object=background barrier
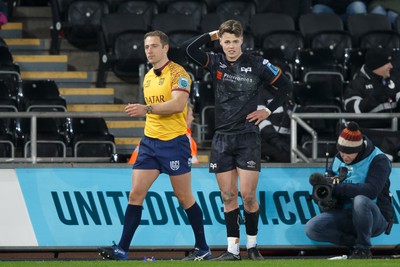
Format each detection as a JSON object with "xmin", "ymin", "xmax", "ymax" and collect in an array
[{"xmin": 0, "ymin": 164, "xmax": 399, "ymax": 249}]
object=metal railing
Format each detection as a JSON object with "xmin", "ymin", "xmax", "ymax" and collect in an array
[
  {"xmin": 291, "ymin": 112, "xmax": 400, "ymax": 163},
  {"xmin": 0, "ymin": 111, "xmax": 127, "ymax": 164},
  {"xmin": 3, "ymin": 111, "xmax": 399, "ymax": 164}
]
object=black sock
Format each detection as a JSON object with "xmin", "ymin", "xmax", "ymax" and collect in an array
[
  {"xmin": 244, "ymin": 209, "xmax": 259, "ymax": 236},
  {"xmin": 186, "ymin": 202, "xmax": 209, "ymax": 250},
  {"xmin": 118, "ymin": 204, "xmax": 143, "ymax": 252},
  {"xmin": 225, "ymin": 208, "xmax": 240, "ymax": 238}
]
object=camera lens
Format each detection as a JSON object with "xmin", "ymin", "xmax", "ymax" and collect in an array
[{"xmin": 316, "ymin": 185, "xmax": 330, "ymax": 200}]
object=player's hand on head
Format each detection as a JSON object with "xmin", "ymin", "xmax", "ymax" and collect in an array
[{"xmin": 209, "ymin": 30, "xmax": 219, "ymax": 41}]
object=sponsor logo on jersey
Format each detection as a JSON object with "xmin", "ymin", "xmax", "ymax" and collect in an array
[
  {"xmin": 170, "ymin": 160, "xmax": 180, "ymax": 171},
  {"xmin": 178, "ymin": 77, "xmax": 190, "ymax": 90},
  {"xmin": 216, "ymin": 71, "xmax": 223, "ymax": 80},
  {"xmin": 159, "ymin": 78, "xmax": 165, "ymax": 85},
  {"xmin": 241, "ymin": 67, "xmax": 252, "ymax": 73},
  {"xmin": 223, "ymin": 73, "xmax": 253, "ymax": 83}
]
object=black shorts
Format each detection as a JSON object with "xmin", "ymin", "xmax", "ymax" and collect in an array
[{"xmin": 209, "ymin": 131, "xmax": 261, "ymax": 173}]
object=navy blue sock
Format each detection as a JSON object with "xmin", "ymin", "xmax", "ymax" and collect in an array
[
  {"xmin": 185, "ymin": 202, "xmax": 209, "ymax": 250},
  {"xmin": 118, "ymin": 204, "xmax": 143, "ymax": 252}
]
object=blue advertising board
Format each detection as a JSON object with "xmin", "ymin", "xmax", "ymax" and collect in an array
[{"xmin": 12, "ymin": 167, "xmax": 400, "ymax": 247}]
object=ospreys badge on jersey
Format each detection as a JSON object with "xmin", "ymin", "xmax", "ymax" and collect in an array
[
  {"xmin": 262, "ymin": 59, "xmax": 279, "ymax": 76},
  {"xmin": 178, "ymin": 77, "xmax": 190, "ymax": 91},
  {"xmin": 170, "ymin": 160, "xmax": 180, "ymax": 171}
]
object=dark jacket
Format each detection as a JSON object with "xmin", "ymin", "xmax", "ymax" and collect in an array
[{"xmin": 344, "ymin": 65, "xmax": 400, "ymax": 128}]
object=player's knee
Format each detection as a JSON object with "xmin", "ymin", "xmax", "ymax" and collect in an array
[
  {"xmin": 241, "ymin": 192, "xmax": 257, "ymax": 207},
  {"xmin": 221, "ymin": 190, "xmax": 237, "ymax": 204},
  {"xmin": 128, "ymin": 190, "xmax": 145, "ymax": 204}
]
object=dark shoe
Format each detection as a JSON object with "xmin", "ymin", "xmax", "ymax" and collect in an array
[
  {"xmin": 182, "ymin": 248, "xmax": 212, "ymax": 261},
  {"xmin": 97, "ymin": 241, "xmax": 128, "ymax": 260},
  {"xmin": 247, "ymin": 246, "xmax": 264, "ymax": 260},
  {"xmin": 211, "ymin": 251, "xmax": 241, "ymax": 261},
  {"xmin": 349, "ymin": 248, "xmax": 372, "ymax": 259}
]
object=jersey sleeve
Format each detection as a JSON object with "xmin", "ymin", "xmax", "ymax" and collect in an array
[
  {"xmin": 260, "ymin": 58, "xmax": 282, "ymax": 84},
  {"xmin": 171, "ymin": 63, "xmax": 192, "ymax": 94}
]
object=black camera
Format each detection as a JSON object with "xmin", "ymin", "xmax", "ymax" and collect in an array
[{"xmin": 309, "ymin": 167, "xmax": 348, "ymax": 211}]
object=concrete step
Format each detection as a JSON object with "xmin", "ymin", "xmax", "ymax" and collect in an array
[
  {"xmin": 12, "ymin": 6, "xmax": 53, "ymax": 39},
  {"xmin": 5, "ymin": 38, "xmax": 47, "ymax": 54},
  {"xmin": 0, "ymin": 22, "xmax": 23, "ymax": 38},
  {"xmin": 59, "ymin": 87, "xmax": 115, "ymax": 104},
  {"xmin": 13, "ymin": 55, "xmax": 68, "ymax": 71},
  {"xmin": 21, "ymin": 71, "xmax": 94, "ymax": 87},
  {"xmin": 67, "ymin": 104, "xmax": 125, "ymax": 112},
  {"xmin": 106, "ymin": 120, "xmax": 145, "ymax": 137},
  {"xmin": 114, "ymin": 137, "xmax": 140, "ymax": 154}
]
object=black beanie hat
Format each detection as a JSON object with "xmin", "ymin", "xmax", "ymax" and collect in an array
[{"xmin": 365, "ymin": 48, "xmax": 391, "ymax": 70}]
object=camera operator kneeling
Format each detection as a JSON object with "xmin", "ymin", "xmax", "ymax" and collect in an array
[{"xmin": 305, "ymin": 121, "xmax": 394, "ymax": 259}]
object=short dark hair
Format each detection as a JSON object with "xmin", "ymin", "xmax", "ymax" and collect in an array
[
  {"xmin": 144, "ymin": 30, "xmax": 169, "ymax": 46},
  {"xmin": 218, "ymin": 20, "xmax": 243, "ymax": 37}
]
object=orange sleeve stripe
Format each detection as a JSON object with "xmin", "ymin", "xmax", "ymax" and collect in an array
[{"xmin": 269, "ymin": 67, "xmax": 282, "ymax": 84}]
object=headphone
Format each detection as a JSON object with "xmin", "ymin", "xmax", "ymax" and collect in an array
[{"xmin": 154, "ymin": 68, "xmax": 162, "ymax": 76}]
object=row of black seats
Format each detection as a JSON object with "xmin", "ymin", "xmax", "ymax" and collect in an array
[
  {"xmin": 49, "ymin": 1, "xmax": 400, "ymax": 83},
  {"xmin": 93, "ymin": 11, "xmax": 400, "ymax": 86},
  {"xmin": 0, "ymin": 116, "xmax": 115, "ymax": 158},
  {"xmin": 0, "ymin": 75, "xmax": 116, "ymax": 158},
  {"xmin": 50, "ymin": 0, "xmax": 259, "ymax": 53},
  {"xmin": 0, "ymin": 78, "xmax": 66, "ymax": 112}
]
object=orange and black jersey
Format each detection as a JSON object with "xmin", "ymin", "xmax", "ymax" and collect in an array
[{"xmin": 185, "ymin": 33, "xmax": 292, "ymax": 134}]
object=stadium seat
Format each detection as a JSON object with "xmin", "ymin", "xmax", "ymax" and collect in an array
[
  {"xmin": 0, "ymin": 45, "xmax": 20, "ymax": 73},
  {"xmin": 165, "ymin": 0, "xmax": 207, "ymax": 25},
  {"xmin": 343, "ymin": 47, "xmax": 366, "ymax": 80},
  {"xmin": 50, "ymin": 0, "xmax": 110, "ymax": 54},
  {"xmin": 215, "ymin": 0, "xmax": 256, "ymax": 30},
  {"xmin": 151, "ymin": 13, "xmax": 200, "ymax": 79},
  {"xmin": 293, "ymin": 80, "xmax": 343, "ymax": 159},
  {"xmin": 15, "ymin": 118, "xmax": 68, "ymax": 158},
  {"xmin": 250, "ymin": 13, "xmax": 304, "ymax": 64},
  {"xmin": 115, "ymin": 0, "xmax": 158, "ymax": 28},
  {"xmin": 255, "ymin": 0, "xmax": 312, "ymax": 21},
  {"xmin": 67, "ymin": 117, "xmax": 116, "ymax": 157},
  {"xmin": 0, "ymin": 120, "xmax": 14, "ymax": 157},
  {"xmin": 18, "ymin": 80, "xmax": 67, "ymax": 112},
  {"xmin": 0, "ymin": 79, "xmax": 17, "ymax": 112},
  {"xmin": 293, "ymin": 48, "xmax": 344, "ymax": 82},
  {"xmin": 298, "ymin": 13, "xmax": 353, "ymax": 62},
  {"xmin": 96, "ymin": 13, "xmax": 148, "ymax": 87},
  {"xmin": 347, "ymin": 13, "xmax": 400, "ymax": 49}
]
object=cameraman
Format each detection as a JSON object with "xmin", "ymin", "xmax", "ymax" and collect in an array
[{"xmin": 305, "ymin": 121, "xmax": 394, "ymax": 259}]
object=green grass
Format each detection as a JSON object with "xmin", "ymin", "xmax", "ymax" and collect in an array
[{"xmin": 0, "ymin": 259, "xmax": 398, "ymax": 267}]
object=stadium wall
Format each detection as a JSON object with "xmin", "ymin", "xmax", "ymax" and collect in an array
[{"xmin": 0, "ymin": 164, "xmax": 399, "ymax": 249}]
